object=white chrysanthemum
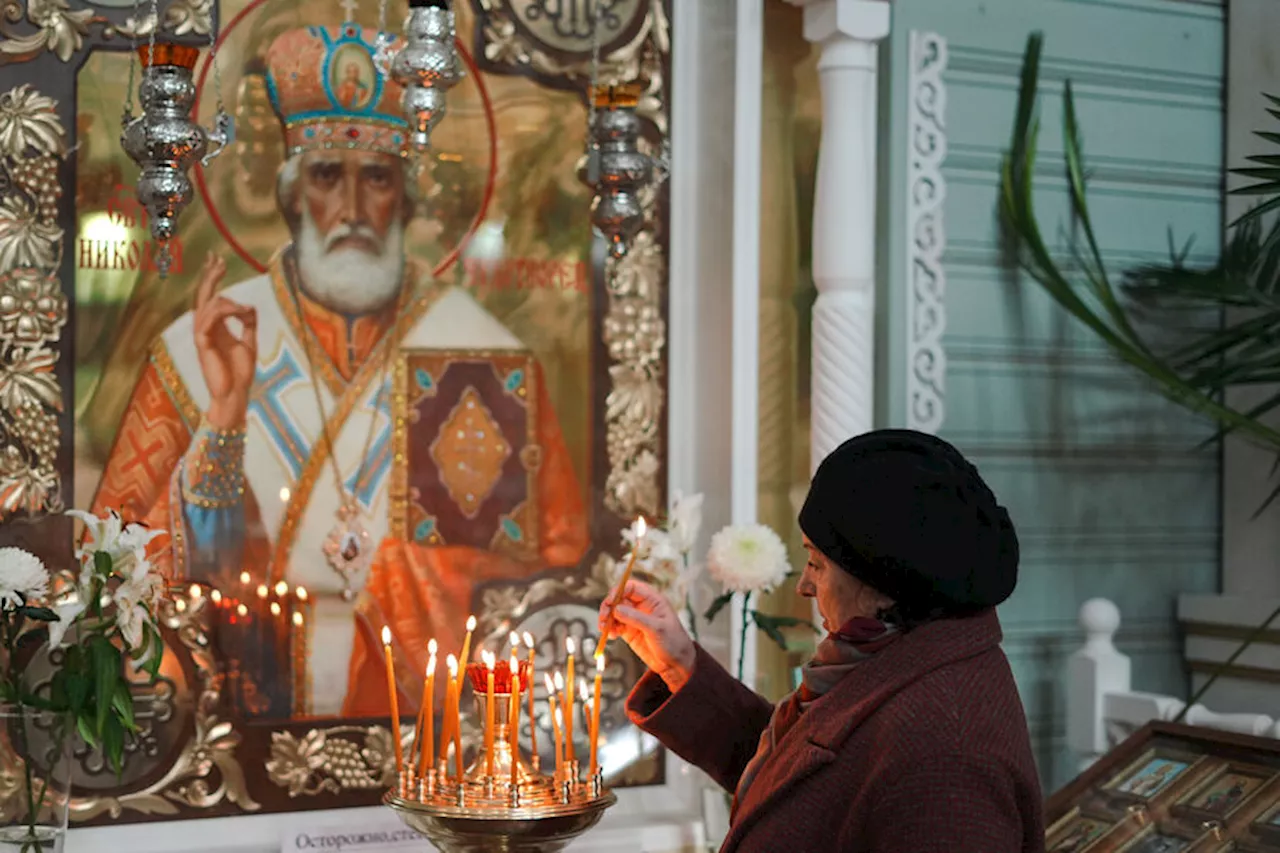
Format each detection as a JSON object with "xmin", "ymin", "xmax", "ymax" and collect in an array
[
  {"xmin": 0, "ymin": 546, "xmax": 50, "ymax": 609},
  {"xmin": 706, "ymin": 524, "xmax": 790, "ymax": 594}
]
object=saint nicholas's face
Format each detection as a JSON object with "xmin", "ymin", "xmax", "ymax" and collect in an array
[
  {"xmin": 286, "ymin": 147, "xmax": 410, "ymax": 315},
  {"xmin": 296, "ymin": 148, "xmax": 405, "ymax": 250}
]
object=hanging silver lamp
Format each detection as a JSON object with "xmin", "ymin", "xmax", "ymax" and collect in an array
[
  {"xmin": 588, "ymin": 83, "xmax": 652, "ymax": 259},
  {"xmin": 390, "ymin": 0, "xmax": 462, "ymax": 152},
  {"xmin": 120, "ymin": 43, "xmax": 229, "ymax": 276}
]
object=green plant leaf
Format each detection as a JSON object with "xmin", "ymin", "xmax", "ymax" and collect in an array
[
  {"xmin": 76, "ymin": 713, "xmax": 97, "ymax": 749},
  {"xmin": 19, "ymin": 605, "xmax": 57, "ymax": 622},
  {"xmin": 762, "ymin": 614, "xmax": 819, "ymax": 633},
  {"xmin": 93, "ymin": 550, "xmax": 112, "ymax": 577},
  {"xmin": 140, "ymin": 622, "xmax": 164, "ymax": 681},
  {"xmin": 101, "ymin": 715, "xmax": 125, "ymax": 778},
  {"xmin": 112, "ymin": 680, "xmax": 136, "ymax": 732},
  {"xmin": 65, "ymin": 671, "xmax": 90, "ymax": 716},
  {"xmin": 750, "ymin": 612, "xmax": 790, "ymax": 651},
  {"xmin": 91, "ymin": 635, "xmax": 120, "ymax": 739},
  {"xmin": 703, "ymin": 591, "xmax": 734, "ymax": 624}
]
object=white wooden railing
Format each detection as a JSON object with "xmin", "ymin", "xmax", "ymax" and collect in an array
[{"xmin": 1066, "ymin": 598, "xmax": 1280, "ymax": 773}]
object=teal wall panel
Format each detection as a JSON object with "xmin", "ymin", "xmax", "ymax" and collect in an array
[{"xmin": 881, "ymin": 0, "xmax": 1224, "ymax": 791}]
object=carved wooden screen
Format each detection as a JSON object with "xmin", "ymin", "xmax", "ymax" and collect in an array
[{"xmin": 0, "ymin": 0, "xmax": 670, "ymax": 824}]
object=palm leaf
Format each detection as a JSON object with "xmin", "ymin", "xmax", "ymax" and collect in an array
[{"xmin": 1000, "ymin": 32, "xmax": 1280, "ymax": 514}]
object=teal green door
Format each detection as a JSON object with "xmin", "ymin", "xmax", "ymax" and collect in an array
[{"xmin": 880, "ymin": 0, "xmax": 1224, "ymax": 790}]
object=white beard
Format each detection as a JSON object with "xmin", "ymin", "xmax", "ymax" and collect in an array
[{"xmin": 295, "ymin": 209, "xmax": 405, "ymax": 314}]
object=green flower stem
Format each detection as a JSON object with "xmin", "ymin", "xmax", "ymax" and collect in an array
[
  {"xmin": 2, "ymin": 607, "xmax": 41, "ymax": 844},
  {"xmin": 737, "ymin": 593, "xmax": 752, "ymax": 684},
  {"xmin": 685, "ymin": 601, "xmax": 699, "ymax": 644}
]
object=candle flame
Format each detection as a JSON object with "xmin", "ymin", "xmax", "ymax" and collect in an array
[
  {"xmin": 566, "ymin": 637, "xmax": 576, "ymax": 655},
  {"xmin": 466, "ymin": 615, "xmax": 477, "ymax": 632},
  {"xmin": 427, "ymin": 655, "xmax": 436, "ymax": 676},
  {"xmin": 274, "ymin": 580, "xmax": 288, "ymax": 596},
  {"xmin": 510, "ymin": 654, "xmax": 519, "ymax": 673},
  {"xmin": 175, "ymin": 599, "xmax": 186, "ymax": 613},
  {"xmin": 256, "ymin": 584, "xmax": 268, "ymax": 599},
  {"xmin": 188, "ymin": 583, "xmax": 201, "ymax": 598},
  {"xmin": 296, "ymin": 586, "xmax": 308, "ymax": 601},
  {"xmin": 544, "ymin": 673, "xmax": 555, "ymax": 693},
  {"xmin": 428, "ymin": 638, "xmax": 438, "ymax": 655},
  {"xmin": 269, "ymin": 601, "xmax": 281, "ymax": 616},
  {"xmin": 239, "ymin": 571, "xmax": 251, "ymax": 585},
  {"xmin": 381, "ymin": 625, "xmax": 392, "ymax": 646},
  {"xmin": 554, "ymin": 671, "xmax": 564, "ymax": 691},
  {"xmin": 236, "ymin": 603, "xmax": 248, "ymax": 617},
  {"xmin": 509, "ymin": 631, "xmax": 520, "ymax": 649},
  {"xmin": 483, "ymin": 649, "xmax": 495, "ymax": 670},
  {"xmin": 596, "ymin": 655, "xmax": 605, "ymax": 673},
  {"xmin": 447, "ymin": 654, "xmax": 458, "ymax": 677},
  {"xmin": 636, "ymin": 516, "xmax": 647, "ymax": 537},
  {"xmin": 554, "ymin": 706, "xmax": 563, "ymax": 727},
  {"xmin": 580, "ymin": 681, "xmax": 589, "ymax": 701},
  {"xmin": 523, "ymin": 632, "xmax": 535, "ymax": 649},
  {"xmin": 210, "ymin": 590, "xmax": 222, "ymax": 604},
  {"xmin": 292, "ymin": 612, "xmax": 303, "ymax": 627}
]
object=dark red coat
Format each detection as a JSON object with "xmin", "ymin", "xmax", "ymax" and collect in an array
[{"xmin": 626, "ymin": 609, "xmax": 1045, "ymax": 852}]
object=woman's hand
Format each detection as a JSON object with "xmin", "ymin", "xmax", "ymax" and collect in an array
[{"xmin": 598, "ymin": 579, "xmax": 696, "ymax": 692}]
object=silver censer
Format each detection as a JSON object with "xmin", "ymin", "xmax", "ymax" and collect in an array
[
  {"xmin": 391, "ymin": 0, "xmax": 462, "ymax": 152},
  {"xmin": 120, "ymin": 44, "xmax": 229, "ymax": 277},
  {"xmin": 589, "ymin": 85, "xmax": 652, "ymax": 259}
]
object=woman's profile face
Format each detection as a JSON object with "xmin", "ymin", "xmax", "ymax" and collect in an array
[{"xmin": 798, "ymin": 537, "xmax": 892, "ymax": 631}]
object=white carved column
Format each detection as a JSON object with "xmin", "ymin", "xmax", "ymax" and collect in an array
[{"xmin": 786, "ymin": 0, "xmax": 892, "ymax": 473}]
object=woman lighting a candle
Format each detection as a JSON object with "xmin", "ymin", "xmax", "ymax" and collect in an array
[{"xmin": 599, "ymin": 431, "xmax": 1043, "ymax": 853}]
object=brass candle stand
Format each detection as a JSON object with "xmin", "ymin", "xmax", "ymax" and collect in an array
[{"xmin": 384, "ymin": 692, "xmax": 616, "ymax": 853}]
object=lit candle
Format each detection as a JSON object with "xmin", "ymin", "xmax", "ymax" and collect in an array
[
  {"xmin": 509, "ymin": 661, "xmax": 521, "ymax": 787},
  {"xmin": 545, "ymin": 673, "xmax": 562, "ymax": 776},
  {"xmin": 523, "ymin": 632, "xmax": 537, "ymax": 759},
  {"xmin": 188, "ymin": 583, "xmax": 202, "ymax": 599},
  {"xmin": 413, "ymin": 640, "xmax": 437, "ymax": 772},
  {"xmin": 210, "ymin": 589, "xmax": 223, "ymax": 605},
  {"xmin": 296, "ymin": 586, "xmax": 308, "ymax": 603},
  {"xmin": 483, "ymin": 650, "xmax": 496, "ymax": 777},
  {"xmin": 580, "ymin": 681, "xmax": 593, "ymax": 776},
  {"xmin": 239, "ymin": 570, "xmax": 251, "ymax": 586},
  {"xmin": 292, "ymin": 611, "xmax": 303, "ymax": 627},
  {"xmin": 236, "ymin": 603, "xmax": 247, "ymax": 617},
  {"xmin": 563, "ymin": 639, "xmax": 576, "ymax": 765},
  {"xmin": 459, "ymin": 614, "xmax": 477, "ymax": 666},
  {"xmin": 381, "ymin": 626, "xmax": 403, "ymax": 773},
  {"xmin": 274, "ymin": 580, "xmax": 288, "ymax": 597},
  {"xmin": 597, "ymin": 516, "xmax": 647, "ymax": 658},
  {"xmin": 442, "ymin": 655, "xmax": 460, "ymax": 780},
  {"xmin": 590, "ymin": 655, "xmax": 604, "ymax": 777},
  {"xmin": 256, "ymin": 583, "xmax": 269, "ymax": 600},
  {"xmin": 269, "ymin": 601, "xmax": 281, "ymax": 617}
]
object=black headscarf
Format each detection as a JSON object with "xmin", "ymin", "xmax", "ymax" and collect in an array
[{"xmin": 798, "ymin": 429, "xmax": 1019, "ymax": 621}]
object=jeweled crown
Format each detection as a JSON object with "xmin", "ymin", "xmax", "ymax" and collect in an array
[{"xmin": 264, "ymin": 22, "xmax": 408, "ymax": 157}]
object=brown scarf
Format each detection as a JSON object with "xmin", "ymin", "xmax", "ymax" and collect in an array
[{"xmin": 732, "ymin": 617, "xmax": 900, "ymax": 816}]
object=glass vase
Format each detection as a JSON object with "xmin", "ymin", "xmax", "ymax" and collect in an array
[{"xmin": 0, "ymin": 705, "xmax": 72, "ymax": 853}]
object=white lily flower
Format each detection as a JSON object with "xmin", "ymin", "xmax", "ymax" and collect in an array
[
  {"xmin": 66, "ymin": 509, "xmax": 166, "ymax": 577},
  {"xmin": 113, "ymin": 589, "xmax": 149, "ymax": 650},
  {"xmin": 46, "ymin": 594, "xmax": 87, "ymax": 649},
  {"xmin": 668, "ymin": 491, "xmax": 705, "ymax": 556}
]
